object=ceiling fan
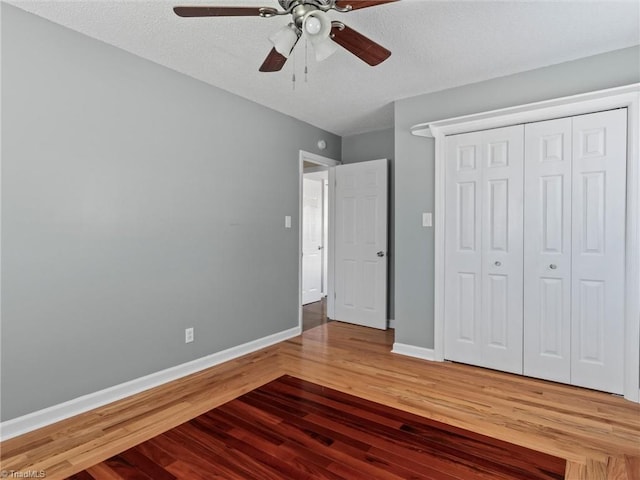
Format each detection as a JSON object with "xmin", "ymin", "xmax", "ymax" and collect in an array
[{"xmin": 173, "ymin": 0, "xmax": 398, "ymax": 72}]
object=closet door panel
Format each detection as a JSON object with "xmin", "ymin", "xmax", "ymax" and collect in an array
[
  {"xmin": 523, "ymin": 118, "xmax": 572, "ymax": 383},
  {"xmin": 444, "ymin": 132, "xmax": 484, "ymax": 365},
  {"xmin": 571, "ymin": 109, "xmax": 627, "ymax": 394},
  {"xmin": 481, "ymin": 126, "xmax": 524, "ymax": 373},
  {"xmin": 445, "ymin": 126, "xmax": 524, "ymax": 373}
]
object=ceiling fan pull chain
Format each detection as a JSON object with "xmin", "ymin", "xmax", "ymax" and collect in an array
[
  {"xmin": 292, "ymin": 46, "xmax": 297, "ymax": 90},
  {"xmin": 305, "ymin": 38, "xmax": 309, "ymax": 83}
]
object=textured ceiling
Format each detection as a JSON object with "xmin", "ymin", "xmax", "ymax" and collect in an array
[{"xmin": 5, "ymin": 0, "xmax": 640, "ymax": 136}]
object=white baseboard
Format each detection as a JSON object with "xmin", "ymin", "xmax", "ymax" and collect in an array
[
  {"xmin": 391, "ymin": 342, "xmax": 438, "ymax": 361},
  {"xmin": 0, "ymin": 326, "xmax": 301, "ymax": 441}
]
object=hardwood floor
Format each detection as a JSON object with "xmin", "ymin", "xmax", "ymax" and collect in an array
[
  {"xmin": 1, "ymin": 322, "xmax": 639, "ymax": 479},
  {"xmin": 302, "ymin": 297, "xmax": 329, "ymax": 332},
  {"xmin": 66, "ymin": 375, "xmax": 566, "ymax": 480}
]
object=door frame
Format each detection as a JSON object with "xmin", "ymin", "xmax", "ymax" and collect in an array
[
  {"xmin": 298, "ymin": 150, "xmax": 340, "ymax": 330},
  {"xmin": 411, "ymin": 83, "xmax": 640, "ymax": 402}
]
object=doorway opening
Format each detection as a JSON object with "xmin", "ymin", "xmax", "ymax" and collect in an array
[{"xmin": 299, "ymin": 151, "xmax": 339, "ymax": 332}]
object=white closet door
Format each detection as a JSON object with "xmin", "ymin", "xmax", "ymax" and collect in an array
[
  {"xmin": 480, "ymin": 126, "xmax": 525, "ymax": 373},
  {"xmin": 523, "ymin": 118, "xmax": 572, "ymax": 383},
  {"xmin": 571, "ymin": 109, "xmax": 627, "ymax": 394},
  {"xmin": 445, "ymin": 131, "xmax": 484, "ymax": 365},
  {"xmin": 445, "ymin": 126, "xmax": 524, "ymax": 373}
]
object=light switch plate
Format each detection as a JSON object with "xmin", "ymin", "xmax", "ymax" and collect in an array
[
  {"xmin": 422, "ymin": 212, "xmax": 433, "ymax": 227},
  {"xmin": 185, "ymin": 327, "xmax": 194, "ymax": 344},
  {"xmin": 285, "ymin": 216, "xmax": 292, "ymax": 228}
]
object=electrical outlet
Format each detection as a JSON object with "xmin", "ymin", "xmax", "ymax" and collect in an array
[{"xmin": 185, "ymin": 327, "xmax": 194, "ymax": 344}]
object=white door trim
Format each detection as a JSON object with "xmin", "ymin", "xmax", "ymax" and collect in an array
[
  {"xmin": 299, "ymin": 151, "xmax": 340, "ymax": 330},
  {"xmin": 410, "ymin": 83, "xmax": 640, "ymax": 402}
]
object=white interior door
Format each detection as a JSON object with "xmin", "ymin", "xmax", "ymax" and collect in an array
[
  {"xmin": 302, "ymin": 176, "xmax": 323, "ymax": 305},
  {"xmin": 523, "ymin": 117, "xmax": 573, "ymax": 383},
  {"xmin": 444, "ymin": 125, "xmax": 524, "ymax": 373},
  {"xmin": 570, "ymin": 109, "xmax": 627, "ymax": 394},
  {"xmin": 334, "ymin": 159, "xmax": 388, "ymax": 329}
]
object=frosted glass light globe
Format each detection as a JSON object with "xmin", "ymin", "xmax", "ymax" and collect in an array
[{"xmin": 305, "ymin": 16, "xmax": 322, "ymax": 35}]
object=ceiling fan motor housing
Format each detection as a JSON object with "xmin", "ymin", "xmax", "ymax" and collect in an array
[
  {"xmin": 278, "ymin": 0, "xmax": 333, "ymax": 10},
  {"xmin": 289, "ymin": 3, "xmax": 326, "ymax": 30}
]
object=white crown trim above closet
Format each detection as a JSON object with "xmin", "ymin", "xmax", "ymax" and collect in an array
[
  {"xmin": 409, "ymin": 83, "xmax": 640, "ymax": 402},
  {"xmin": 410, "ymin": 84, "xmax": 640, "ymax": 139}
]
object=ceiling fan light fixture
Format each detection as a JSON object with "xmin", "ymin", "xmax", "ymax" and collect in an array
[
  {"xmin": 313, "ymin": 37, "xmax": 339, "ymax": 62},
  {"xmin": 301, "ymin": 10, "xmax": 336, "ymax": 61},
  {"xmin": 303, "ymin": 10, "xmax": 331, "ymax": 39},
  {"xmin": 269, "ymin": 23, "xmax": 299, "ymax": 57},
  {"xmin": 304, "ymin": 16, "xmax": 322, "ymax": 35}
]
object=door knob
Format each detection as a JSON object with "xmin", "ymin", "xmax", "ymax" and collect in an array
[
  {"xmin": 317, "ymin": 246, "xmax": 324, "ymax": 250},
  {"xmin": 494, "ymin": 261, "xmax": 502, "ymax": 267},
  {"xmin": 377, "ymin": 251, "xmax": 385, "ymax": 257},
  {"xmin": 549, "ymin": 264, "xmax": 557, "ymax": 269}
]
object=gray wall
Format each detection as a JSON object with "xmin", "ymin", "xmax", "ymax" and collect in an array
[
  {"xmin": 393, "ymin": 45, "xmax": 640, "ymax": 349},
  {"xmin": 342, "ymin": 128, "xmax": 394, "ymax": 164},
  {"xmin": 1, "ymin": 4, "xmax": 340, "ymax": 421},
  {"xmin": 342, "ymin": 128, "xmax": 395, "ymax": 320}
]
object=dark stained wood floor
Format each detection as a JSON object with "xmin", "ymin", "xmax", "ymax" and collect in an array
[{"xmin": 66, "ymin": 375, "xmax": 566, "ymax": 480}]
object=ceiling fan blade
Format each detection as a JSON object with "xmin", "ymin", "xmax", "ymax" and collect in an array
[
  {"xmin": 334, "ymin": 0, "xmax": 399, "ymax": 11},
  {"xmin": 331, "ymin": 23, "xmax": 391, "ymax": 66},
  {"xmin": 259, "ymin": 48, "xmax": 288, "ymax": 72},
  {"xmin": 173, "ymin": 6, "xmax": 268, "ymax": 17}
]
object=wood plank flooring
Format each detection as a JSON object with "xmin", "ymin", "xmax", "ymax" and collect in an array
[
  {"xmin": 1, "ymin": 321, "xmax": 639, "ymax": 479},
  {"xmin": 302, "ymin": 298, "xmax": 329, "ymax": 332},
  {"xmin": 66, "ymin": 375, "xmax": 566, "ymax": 480}
]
